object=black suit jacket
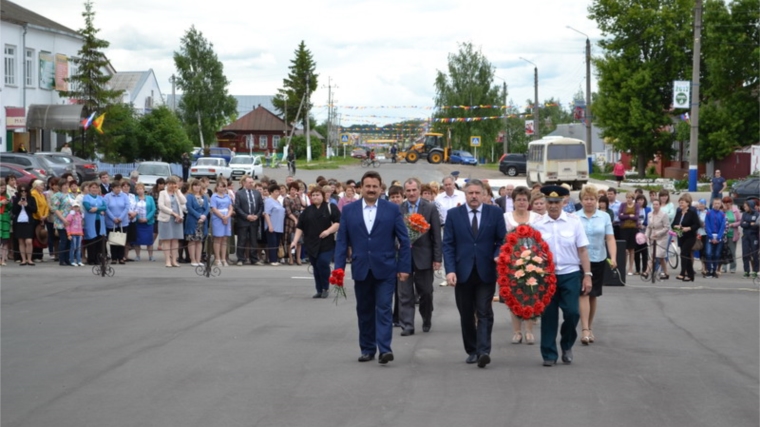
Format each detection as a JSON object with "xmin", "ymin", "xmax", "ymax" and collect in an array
[
  {"xmin": 400, "ymin": 199, "xmax": 442, "ymax": 270},
  {"xmin": 233, "ymin": 188, "xmax": 264, "ymax": 225},
  {"xmin": 100, "ymin": 183, "xmax": 110, "ymax": 196}
]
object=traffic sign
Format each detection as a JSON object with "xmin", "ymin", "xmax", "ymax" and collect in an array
[
  {"xmin": 340, "ymin": 134, "xmax": 350, "ymax": 144},
  {"xmin": 470, "ymin": 136, "xmax": 481, "ymax": 147}
]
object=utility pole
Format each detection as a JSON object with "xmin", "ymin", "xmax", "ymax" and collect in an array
[
  {"xmin": 170, "ymin": 74, "xmax": 176, "ymax": 111},
  {"xmin": 495, "ymin": 76, "xmax": 509, "ymax": 154},
  {"xmin": 567, "ymin": 26, "xmax": 594, "ymax": 172},
  {"xmin": 323, "ymin": 77, "xmax": 338, "ymax": 160},
  {"xmin": 305, "ymin": 75, "xmax": 312, "ymax": 162},
  {"xmin": 688, "ymin": 0, "xmax": 703, "ymax": 191},
  {"xmin": 520, "ymin": 57, "xmax": 539, "ymax": 140}
]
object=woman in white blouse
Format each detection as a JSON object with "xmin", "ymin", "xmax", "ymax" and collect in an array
[
  {"xmin": 503, "ymin": 186, "xmax": 541, "ymax": 345},
  {"xmin": 157, "ymin": 177, "xmax": 187, "ymax": 267}
]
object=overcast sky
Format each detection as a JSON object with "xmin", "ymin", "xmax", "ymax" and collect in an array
[{"xmin": 23, "ymin": 0, "xmax": 603, "ymax": 126}]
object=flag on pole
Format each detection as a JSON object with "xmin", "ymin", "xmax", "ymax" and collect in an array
[
  {"xmin": 93, "ymin": 113, "xmax": 106, "ymax": 134},
  {"xmin": 81, "ymin": 112, "xmax": 96, "ymax": 130}
]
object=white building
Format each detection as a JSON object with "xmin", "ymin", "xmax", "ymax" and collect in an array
[{"xmin": 109, "ymin": 70, "xmax": 165, "ymax": 115}]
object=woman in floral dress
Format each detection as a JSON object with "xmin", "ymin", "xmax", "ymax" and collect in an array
[{"xmin": 282, "ymin": 182, "xmax": 303, "ymax": 265}]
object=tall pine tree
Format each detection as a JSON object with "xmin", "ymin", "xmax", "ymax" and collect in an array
[
  {"xmin": 60, "ymin": 0, "xmax": 123, "ymax": 156},
  {"xmin": 272, "ymin": 41, "xmax": 318, "ymax": 129}
]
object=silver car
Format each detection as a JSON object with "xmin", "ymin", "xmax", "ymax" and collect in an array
[{"xmin": 136, "ymin": 161, "xmax": 172, "ymax": 192}]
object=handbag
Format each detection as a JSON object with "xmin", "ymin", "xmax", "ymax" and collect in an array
[
  {"xmin": 277, "ymin": 245, "xmax": 285, "ymax": 259},
  {"xmin": 108, "ymin": 226, "xmax": 127, "ymax": 246},
  {"xmin": 692, "ymin": 237, "xmax": 703, "ymax": 251},
  {"xmin": 635, "ymin": 232, "xmax": 646, "ymax": 245}
]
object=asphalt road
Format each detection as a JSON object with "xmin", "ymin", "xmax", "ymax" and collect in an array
[{"xmin": 2, "ymin": 163, "xmax": 757, "ymax": 427}]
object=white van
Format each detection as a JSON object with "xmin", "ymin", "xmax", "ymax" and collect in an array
[{"xmin": 526, "ymin": 137, "xmax": 589, "ymax": 189}]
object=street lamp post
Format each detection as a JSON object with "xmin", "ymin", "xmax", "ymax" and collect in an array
[
  {"xmin": 519, "ymin": 57, "xmax": 539, "ymax": 140},
  {"xmin": 494, "ymin": 76, "xmax": 509, "ymax": 154},
  {"xmin": 567, "ymin": 25, "xmax": 594, "ymax": 173}
]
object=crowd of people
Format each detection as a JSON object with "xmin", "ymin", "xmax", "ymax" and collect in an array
[{"xmin": 1, "ymin": 167, "xmax": 758, "ymax": 367}]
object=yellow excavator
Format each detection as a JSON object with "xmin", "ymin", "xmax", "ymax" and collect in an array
[{"xmin": 403, "ymin": 132, "xmax": 450, "ymax": 164}]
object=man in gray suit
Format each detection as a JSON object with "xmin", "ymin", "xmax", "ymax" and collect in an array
[
  {"xmin": 398, "ymin": 178, "xmax": 442, "ymax": 335},
  {"xmin": 234, "ymin": 176, "xmax": 264, "ymax": 265}
]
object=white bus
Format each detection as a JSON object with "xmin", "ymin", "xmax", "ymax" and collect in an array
[{"xmin": 526, "ymin": 137, "xmax": 589, "ymax": 189}]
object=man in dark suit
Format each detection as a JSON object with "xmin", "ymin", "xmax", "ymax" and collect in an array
[
  {"xmin": 334, "ymin": 171, "xmax": 412, "ymax": 364},
  {"xmin": 443, "ymin": 179, "xmax": 507, "ymax": 368},
  {"xmin": 98, "ymin": 171, "xmax": 110, "ymax": 196},
  {"xmin": 398, "ymin": 178, "xmax": 442, "ymax": 336},
  {"xmin": 233, "ymin": 176, "xmax": 264, "ymax": 265}
]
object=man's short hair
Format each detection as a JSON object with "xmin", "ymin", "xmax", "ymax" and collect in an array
[
  {"xmin": 464, "ymin": 179, "xmax": 485, "ymax": 190},
  {"xmin": 404, "ymin": 178, "xmax": 421, "ymax": 189},
  {"xmin": 98, "ymin": 171, "xmax": 109, "ymax": 178},
  {"xmin": 130, "ymin": 170, "xmax": 139, "ymax": 179},
  {"xmin": 361, "ymin": 171, "xmax": 382, "ymax": 186}
]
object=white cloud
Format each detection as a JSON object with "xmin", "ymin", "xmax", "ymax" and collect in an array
[{"xmin": 21, "ymin": 0, "xmax": 602, "ymax": 125}]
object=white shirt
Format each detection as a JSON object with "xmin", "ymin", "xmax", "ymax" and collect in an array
[
  {"xmin": 362, "ymin": 199, "xmax": 377, "ymax": 233},
  {"xmin": 532, "ymin": 211, "xmax": 589, "ymax": 275},
  {"xmin": 504, "ymin": 211, "xmax": 541, "ymax": 231},
  {"xmin": 505, "ymin": 196, "xmax": 514, "ymax": 213},
  {"xmin": 435, "ymin": 190, "xmax": 466, "ymax": 224}
]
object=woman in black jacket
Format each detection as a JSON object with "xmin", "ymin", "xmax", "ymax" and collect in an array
[
  {"xmin": 11, "ymin": 185, "xmax": 38, "ymax": 265},
  {"xmin": 672, "ymin": 193, "xmax": 700, "ymax": 281}
]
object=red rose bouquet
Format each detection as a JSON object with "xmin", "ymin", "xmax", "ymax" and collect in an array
[
  {"xmin": 497, "ymin": 225, "xmax": 557, "ymax": 320},
  {"xmin": 404, "ymin": 213, "xmax": 430, "ymax": 244},
  {"xmin": 329, "ymin": 268, "xmax": 347, "ymax": 304}
]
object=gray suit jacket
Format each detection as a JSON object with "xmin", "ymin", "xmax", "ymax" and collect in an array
[
  {"xmin": 233, "ymin": 188, "xmax": 264, "ymax": 225},
  {"xmin": 401, "ymin": 198, "xmax": 442, "ymax": 270}
]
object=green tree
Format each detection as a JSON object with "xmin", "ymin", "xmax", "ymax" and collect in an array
[
  {"xmin": 59, "ymin": 0, "xmax": 123, "ymax": 157},
  {"xmin": 432, "ymin": 42, "xmax": 503, "ymax": 156},
  {"xmin": 93, "ymin": 103, "xmax": 141, "ymax": 162},
  {"xmin": 272, "ymin": 41, "xmax": 318, "ymax": 129},
  {"xmin": 589, "ymin": 0, "xmax": 693, "ymax": 176},
  {"xmin": 173, "ymin": 26, "xmax": 237, "ymax": 149},
  {"xmin": 698, "ymin": 0, "xmax": 759, "ymax": 161},
  {"xmin": 288, "ymin": 135, "xmax": 322, "ymax": 159},
  {"xmin": 139, "ymin": 106, "xmax": 193, "ymax": 162}
]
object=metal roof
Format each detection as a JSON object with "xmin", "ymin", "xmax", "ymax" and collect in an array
[{"xmin": 1, "ymin": 0, "xmax": 79, "ymax": 38}]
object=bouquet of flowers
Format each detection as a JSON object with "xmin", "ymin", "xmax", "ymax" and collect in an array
[
  {"xmin": 404, "ymin": 213, "xmax": 430, "ymax": 244},
  {"xmin": 329, "ymin": 268, "xmax": 347, "ymax": 304},
  {"xmin": 497, "ymin": 225, "xmax": 557, "ymax": 320}
]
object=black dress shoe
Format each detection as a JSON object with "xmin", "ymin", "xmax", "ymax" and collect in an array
[
  {"xmin": 378, "ymin": 352, "xmax": 394, "ymax": 364},
  {"xmin": 358, "ymin": 354, "xmax": 375, "ymax": 362},
  {"xmin": 312, "ymin": 293, "xmax": 322, "ymax": 298},
  {"xmin": 466, "ymin": 354, "xmax": 478, "ymax": 364},
  {"xmin": 543, "ymin": 359, "xmax": 557, "ymax": 367},
  {"xmin": 422, "ymin": 320, "xmax": 431, "ymax": 332},
  {"xmin": 400, "ymin": 329, "xmax": 414, "ymax": 336},
  {"xmin": 477, "ymin": 354, "xmax": 491, "ymax": 368},
  {"xmin": 393, "ymin": 322, "xmax": 401, "ymax": 328},
  {"xmin": 561, "ymin": 349, "xmax": 573, "ymax": 364}
]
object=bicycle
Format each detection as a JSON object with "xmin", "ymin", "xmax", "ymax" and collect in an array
[
  {"xmin": 666, "ymin": 231, "xmax": 680, "ymax": 270},
  {"xmin": 361, "ymin": 158, "xmax": 380, "ymax": 168}
]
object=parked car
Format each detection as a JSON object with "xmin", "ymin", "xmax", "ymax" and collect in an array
[
  {"xmin": 34, "ymin": 152, "xmax": 98, "ymax": 183},
  {"xmin": 499, "ymin": 153, "xmax": 528, "ymax": 177},
  {"xmin": 0, "ymin": 163, "xmax": 43, "ymax": 187},
  {"xmin": 190, "ymin": 157, "xmax": 232, "ymax": 180},
  {"xmin": 192, "ymin": 147, "xmax": 234, "ymax": 163},
  {"xmin": 0, "ymin": 153, "xmax": 58, "ymax": 179},
  {"xmin": 731, "ymin": 177, "xmax": 760, "ymax": 208},
  {"xmin": 450, "ymin": 150, "xmax": 478, "ymax": 165},
  {"xmin": 136, "ymin": 161, "xmax": 172, "ymax": 193},
  {"xmin": 351, "ymin": 146, "xmax": 370, "ymax": 159},
  {"xmin": 229, "ymin": 155, "xmax": 263, "ymax": 180}
]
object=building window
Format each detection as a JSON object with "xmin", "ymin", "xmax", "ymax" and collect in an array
[
  {"xmin": 259, "ymin": 135, "xmax": 268, "ymax": 149},
  {"xmin": 272, "ymin": 135, "xmax": 280, "ymax": 149},
  {"xmin": 68, "ymin": 59, "xmax": 79, "ymax": 93},
  {"xmin": 5, "ymin": 45, "xmax": 17, "ymax": 86},
  {"xmin": 25, "ymin": 49, "xmax": 34, "ymax": 87}
]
